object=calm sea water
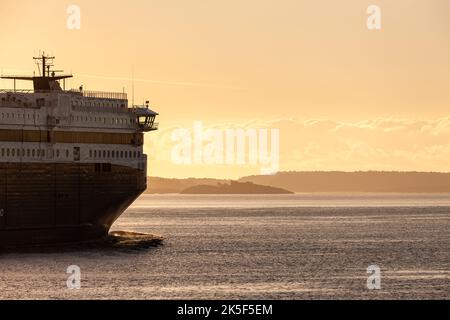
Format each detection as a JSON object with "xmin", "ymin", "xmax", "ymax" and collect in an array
[{"xmin": 0, "ymin": 194, "xmax": 449, "ymax": 300}]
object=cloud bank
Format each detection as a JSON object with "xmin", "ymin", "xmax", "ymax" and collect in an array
[{"xmin": 145, "ymin": 117, "xmax": 450, "ymax": 178}]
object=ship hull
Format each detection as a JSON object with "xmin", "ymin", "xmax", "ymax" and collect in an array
[{"xmin": 0, "ymin": 163, "xmax": 146, "ymax": 248}]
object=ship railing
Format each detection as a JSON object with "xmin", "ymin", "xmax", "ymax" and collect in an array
[
  {"xmin": 0, "ymin": 89, "xmax": 127, "ymax": 100},
  {"xmin": 0, "ymin": 89, "xmax": 69, "ymax": 94},
  {"xmin": 74, "ymin": 90, "xmax": 128, "ymax": 100},
  {"xmin": 0, "ymin": 89, "xmax": 34, "ymax": 94},
  {"xmin": 137, "ymin": 123, "xmax": 159, "ymax": 132},
  {"xmin": 139, "ymin": 122, "xmax": 159, "ymax": 131}
]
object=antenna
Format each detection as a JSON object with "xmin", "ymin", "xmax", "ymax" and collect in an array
[{"xmin": 132, "ymin": 65, "xmax": 135, "ymax": 107}]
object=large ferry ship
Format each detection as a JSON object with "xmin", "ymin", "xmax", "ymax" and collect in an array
[{"xmin": 0, "ymin": 54, "xmax": 158, "ymax": 247}]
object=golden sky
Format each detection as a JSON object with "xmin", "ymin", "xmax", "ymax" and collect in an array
[{"xmin": 1, "ymin": 0, "xmax": 450, "ymax": 178}]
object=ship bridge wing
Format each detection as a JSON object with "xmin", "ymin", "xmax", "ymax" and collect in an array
[{"xmin": 133, "ymin": 106, "xmax": 159, "ymax": 132}]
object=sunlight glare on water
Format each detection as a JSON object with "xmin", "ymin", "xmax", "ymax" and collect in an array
[{"xmin": 0, "ymin": 194, "xmax": 449, "ymax": 300}]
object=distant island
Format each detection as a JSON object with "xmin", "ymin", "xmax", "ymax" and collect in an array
[
  {"xmin": 146, "ymin": 171, "xmax": 450, "ymax": 194},
  {"xmin": 180, "ymin": 181, "xmax": 293, "ymax": 195}
]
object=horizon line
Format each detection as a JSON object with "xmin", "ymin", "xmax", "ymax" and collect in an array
[{"xmin": 148, "ymin": 170, "xmax": 450, "ymax": 180}]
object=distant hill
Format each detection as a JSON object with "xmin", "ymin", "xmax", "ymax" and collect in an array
[
  {"xmin": 147, "ymin": 171, "xmax": 450, "ymax": 193},
  {"xmin": 146, "ymin": 177, "xmax": 226, "ymax": 194},
  {"xmin": 239, "ymin": 171, "xmax": 450, "ymax": 193},
  {"xmin": 180, "ymin": 181, "xmax": 293, "ymax": 194}
]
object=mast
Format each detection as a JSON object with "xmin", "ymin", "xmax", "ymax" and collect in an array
[
  {"xmin": 33, "ymin": 53, "xmax": 55, "ymax": 78},
  {"xmin": 1, "ymin": 54, "xmax": 72, "ymax": 91}
]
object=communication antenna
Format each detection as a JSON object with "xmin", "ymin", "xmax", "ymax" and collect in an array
[{"xmin": 132, "ymin": 65, "xmax": 135, "ymax": 107}]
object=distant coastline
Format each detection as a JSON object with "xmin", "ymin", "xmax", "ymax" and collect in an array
[{"xmin": 146, "ymin": 171, "xmax": 450, "ymax": 194}]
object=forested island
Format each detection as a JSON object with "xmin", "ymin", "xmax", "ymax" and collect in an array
[{"xmin": 180, "ymin": 181, "xmax": 293, "ymax": 194}]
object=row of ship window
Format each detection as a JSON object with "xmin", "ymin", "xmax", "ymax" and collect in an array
[
  {"xmin": 0, "ymin": 148, "xmax": 141, "ymax": 159},
  {"xmin": 1, "ymin": 148, "xmax": 69, "ymax": 158},
  {"xmin": 89, "ymin": 150, "xmax": 141, "ymax": 159},
  {"xmin": 72, "ymin": 101, "xmax": 125, "ymax": 108},
  {"xmin": 0, "ymin": 112, "xmax": 132, "ymax": 126},
  {"xmin": 1, "ymin": 113, "xmax": 40, "ymax": 120},
  {"xmin": 71, "ymin": 115, "xmax": 134, "ymax": 125},
  {"xmin": 1, "ymin": 98, "xmax": 125, "ymax": 109}
]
